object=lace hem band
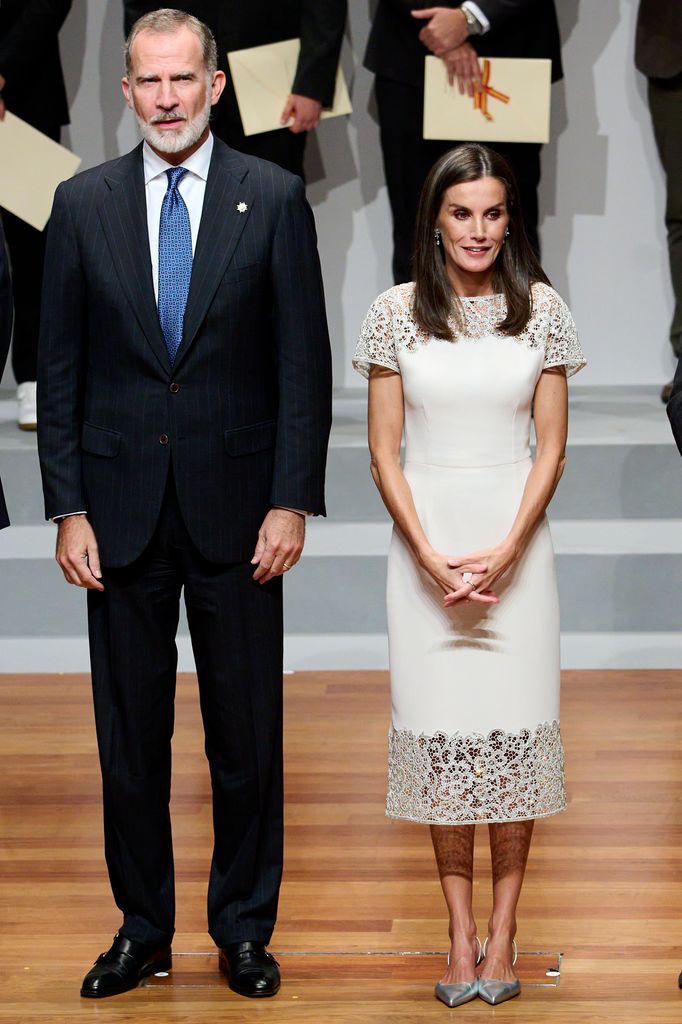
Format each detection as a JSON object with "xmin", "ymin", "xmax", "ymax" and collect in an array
[{"xmin": 386, "ymin": 720, "xmax": 566, "ymax": 825}]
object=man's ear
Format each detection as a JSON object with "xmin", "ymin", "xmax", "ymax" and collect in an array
[
  {"xmin": 211, "ymin": 69, "xmax": 226, "ymax": 106},
  {"xmin": 121, "ymin": 77, "xmax": 133, "ymax": 109}
]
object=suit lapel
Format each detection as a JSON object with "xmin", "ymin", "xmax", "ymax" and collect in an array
[
  {"xmin": 98, "ymin": 145, "xmax": 171, "ymax": 375},
  {"xmin": 173, "ymin": 143, "xmax": 253, "ymax": 369}
]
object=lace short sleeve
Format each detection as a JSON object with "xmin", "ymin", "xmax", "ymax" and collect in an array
[
  {"xmin": 353, "ymin": 291, "xmax": 401, "ymax": 378},
  {"xmin": 542, "ymin": 288, "xmax": 586, "ymax": 377}
]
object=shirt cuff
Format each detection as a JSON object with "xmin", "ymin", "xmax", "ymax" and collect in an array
[
  {"xmin": 52, "ymin": 511, "xmax": 87, "ymax": 523},
  {"xmin": 461, "ymin": 1, "xmax": 491, "ymax": 34},
  {"xmin": 273, "ymin": 506, "xmax": 312, "ymax": 517}
]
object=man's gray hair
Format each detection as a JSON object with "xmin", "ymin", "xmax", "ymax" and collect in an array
[{"xmin": 124, "ymin": 8, "xmax": 218, "ymax": 78}]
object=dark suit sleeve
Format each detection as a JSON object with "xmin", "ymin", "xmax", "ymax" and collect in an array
[
  {"xmin": 380, "ymin": 0, "xmax": 538, "ymax": 25},
  {"xmin": 0, "ymin": 0, "xmax": 72, "ymax": 85},
  {"xmin": 269, "ymin": 177, "xmax": 332, "ymax": 516},
  {"xmin": 292, "ymin": 0, "xmax": 347, "ymax": 107},
  {"xmin": 472, "ymin": 0, "xmax": 541, "ymax": 29},
  {"xmin": 381, "ymin": 1, "xmax": 459, "ymax": 12},
  {"xmin": 37, "ymin": 182, "xmax": 88, "ymax": 520},
  {"xmin": 667, "ymin": 352, "xmax": 682, "ymax": 458}
]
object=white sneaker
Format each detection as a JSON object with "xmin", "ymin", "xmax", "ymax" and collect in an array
[{"xmin": 17, "ymin": 381, "xmax": 37, "ymax": 431}]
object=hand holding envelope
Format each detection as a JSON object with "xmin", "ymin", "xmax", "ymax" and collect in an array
[
  {"xmin": 0, "ymin": 112, "xmax": 81, "ymax": 231},
  {"xmin": 423, "ymin": 56, "xmax": 552, "ymax": 145},
  {"xmin": 228, "ymin": 38, "xmax": 351, "ymax": 138}
]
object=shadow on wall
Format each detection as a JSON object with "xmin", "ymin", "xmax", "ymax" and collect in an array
[
  {"xmin": 539, "ymin": 0, "xmax": 619, "ymax": 302},
  {"xmin": 100, "ymin": 0, "xmax": 129, "ymax": 160},
  {"xmin": 304, "ymin": 3, "xmax": 388, "ymax": 387},
  {"xmin": 58, "ymin": 0, "xmax": 87, "ymax": 153}
]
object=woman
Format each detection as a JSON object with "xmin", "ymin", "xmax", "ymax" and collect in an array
[{"xmin": 353, "ymin": 144, "xmax": 585, "ymax": 1007}]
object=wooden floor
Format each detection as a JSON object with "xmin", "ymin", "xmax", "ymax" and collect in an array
[{"xmin": 1, "ymin": 669, "xmax": 681, "ymax": 1022}]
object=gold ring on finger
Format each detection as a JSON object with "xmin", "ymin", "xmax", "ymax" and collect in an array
[{"xmin": 283, "ymin": 562, "xmax": 293, "ymax": 571}]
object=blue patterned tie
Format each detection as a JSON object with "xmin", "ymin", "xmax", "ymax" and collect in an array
[{"xmin": 158, "ymin": 166, "xmax": 192, "ymax": 365}]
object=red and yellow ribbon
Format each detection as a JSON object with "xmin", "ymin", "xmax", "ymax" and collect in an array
[{"xmin": 473, "ymin": 59, "xmax": 510, "ymax": 122}]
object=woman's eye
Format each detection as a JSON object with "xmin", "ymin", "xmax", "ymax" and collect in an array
[
  {"xmin": 453, "ymin": 210, "xmax": 468, "ymax": 220},
  {"xmin": 487, "ymin": 210, "xmax": 501, "ymax": 220}
]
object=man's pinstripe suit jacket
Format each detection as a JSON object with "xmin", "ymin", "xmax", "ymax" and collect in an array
[{"xmin": 37, "ymin": 138, "xmax": 333, "ymax": 567}]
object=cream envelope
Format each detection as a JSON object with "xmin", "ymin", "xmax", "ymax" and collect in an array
[
  {"xmin": 0, "ymin": 112, "xmax": 81, "ymax": 231},
  {"xmin": 228, "ymin": 38, "xmax": 352, "ymax": 137},
  {"xmin": 423, "ymin": 56, "xmax": 552, "ymax": 145}
]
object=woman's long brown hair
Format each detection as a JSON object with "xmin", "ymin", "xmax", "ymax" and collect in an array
[{"xmin": 412, "ymin": 143, "xmax": 549, "ymax": 340}]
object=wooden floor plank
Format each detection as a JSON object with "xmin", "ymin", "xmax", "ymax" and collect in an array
[{"xmin": 0, "ymin": 669, "xmax": 681, "ymax": 1021}]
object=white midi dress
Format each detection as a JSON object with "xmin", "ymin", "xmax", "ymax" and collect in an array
[{"xmin": 354, "ymin": 282, "xmax": 585, "ymax": 825}]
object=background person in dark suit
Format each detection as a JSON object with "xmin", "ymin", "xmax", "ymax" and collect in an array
[
  {"xmin": 123, "ymin": 1, "xmax": 347, "ymax": 179},
  {"xmin": 0, "ymin": 219, "xmax": 12, "ymax": 529},
  {"xmin": 669, "ymin": 353, "xmax": 682, "ymax": 457},
  {"xmin": 0, "ymin": 0, "xmax": 72, "ymax": 430},
  {"xmin": 636, "ymin": 0, "xmax": 682, "ymax": 402},
  {"xmin": 38, "ymin": 9, "xmax": 332, "ymax": 1001},
  {"xmin": 364, "ymin": 1, "xmax": 562, "ymax": 284}
]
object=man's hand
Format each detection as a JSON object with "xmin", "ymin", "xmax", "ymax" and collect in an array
[
  {"xmin": 411, "ymin": 7, "xmax": 469, "ymax": 57},
  {"xmin": 56, "ymin": 515, "xmax": 104, "ymax": 591},
  {"xmin": 251, "ymin": 508, "xmax": 305, "ymax": 584},
  {"xmin": 0, "ymin": 73, "xmax": 6, "ymax": 121},
  {"xmin": 443, "ymin": 42, "xmax": 482, "ymax": 96},
  {"xmin": 280, "ymin": 94, "xmax": 323, "ymax": 134}
]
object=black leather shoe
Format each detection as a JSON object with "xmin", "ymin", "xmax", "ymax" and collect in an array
[
  {"xmin": 219, "ymin": 941, "xmax": 280, "ymax": 998},
  {"xmin": 80, "ymin": 933, "xmax": 172, "ymax": 998}
]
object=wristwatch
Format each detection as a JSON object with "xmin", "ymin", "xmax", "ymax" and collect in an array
[{"xmin": 460, "ymin": 3, "xmax": 485, "ymax": 36}]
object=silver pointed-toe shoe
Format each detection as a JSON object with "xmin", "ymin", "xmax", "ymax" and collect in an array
[
  {"xmin": 435, "ymin": 977, "xmax": 479, "ymax": 1007},
  {"xmin": 478, "ymin": 937, "xmax": 521, "ymax": 1005},
  {"xmin": 434, "ymin": 936, "xmax": 483, "ymax": 1007},
  {"xmin": 477, "ymin": 978, "xmax": 521, "ymax": 1005}
]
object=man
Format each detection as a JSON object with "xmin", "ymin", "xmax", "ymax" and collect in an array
[
  {"xmin": 37, "ymin": 9, "xmax": 332, "ymax": 1000},
  {"xmin": 0, "ymin": 0, "xmax": 72, "ymax": 429},
  {"xmin": 636, "ymin": 1, "xmax": 682, "ymax": 403},
  {"xmin": 123, "ymin": 1, "xmax": 347, "ymax": 179},
  {"xmin": 364, "ymin": 1, "xmax": 562, "ymax": 283},
  {"xmin": 0, "ymin": 218, "xmax": 12, "ymax": 529}
]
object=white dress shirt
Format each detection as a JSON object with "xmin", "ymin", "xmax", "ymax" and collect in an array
[
  {"xmin": 143, "ymin": 132, "xmax": 214, "ymax": 301},
  {"xmin": 461, "ymin": 2, "xmax": 491, "ymax": 34}
]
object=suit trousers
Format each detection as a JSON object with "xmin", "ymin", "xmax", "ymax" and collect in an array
[
  {"xmin": 87, "ymin": 470, "xmax": 284, "ymax": 948},
  {"xmin": 375, "ymin": 77, "xmax": 541, "ymax": 284},
  {"xmin": 648, "ymin": 73, "xmax": 682, "ymax": 358},
  {"xmin": 1, "ymin": 125, "xmax": 60, "ymax": 384}
]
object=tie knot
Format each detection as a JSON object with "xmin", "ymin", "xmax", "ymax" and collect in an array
[{"xmin": 166, "ymin": 166, "xmax": 188, "ymax": 191}]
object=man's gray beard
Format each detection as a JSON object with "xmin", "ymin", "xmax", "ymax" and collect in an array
[{"xmin": 136, "ymin": 93, "xmax": 212, "ymax": 155}]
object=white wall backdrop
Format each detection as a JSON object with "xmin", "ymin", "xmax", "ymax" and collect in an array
[{"xmin": 32, "ymin": 1, "xmax": 679, "ymax": 389}]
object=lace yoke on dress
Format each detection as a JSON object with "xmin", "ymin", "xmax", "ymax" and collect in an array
[{"xmin": 353, "ymin": 281, "xmax": 586, "ymax": 379}]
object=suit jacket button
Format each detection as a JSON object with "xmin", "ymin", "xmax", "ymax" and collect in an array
[
  {"xmin": 159, "ymin": 434, "xmax": 169, "ymax": 445},
  {"xmin": 169, "ymin": 382, "xmax": 180, "ymax": 394}
]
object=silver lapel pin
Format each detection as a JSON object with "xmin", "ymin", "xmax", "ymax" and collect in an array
[{"xmin": 236, "ymin": 201, "xmax": 248, "ymax": 214}]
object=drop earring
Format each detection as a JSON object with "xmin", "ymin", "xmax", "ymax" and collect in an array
[{"xmin": 434, "ymin": 228, "xmax": 442, "ymax": 246}]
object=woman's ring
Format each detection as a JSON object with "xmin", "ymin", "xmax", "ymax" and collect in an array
[{"xmin": 462, "ymin": 572, "xmax": 474, "ymax": 585}]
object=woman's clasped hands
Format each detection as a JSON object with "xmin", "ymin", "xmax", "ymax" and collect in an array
[
  {"xmin": 420, "ymin": 540, "xmax": 519, "ymax": 607},
  {"xmin": 444, "ymin": 541, "xmax": 520, "ymax": 608}
]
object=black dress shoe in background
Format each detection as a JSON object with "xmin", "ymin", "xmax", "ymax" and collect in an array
[
  {"xmin": 80, "ymin": 933, "xmax": 172, "ymax": 998},
  {"xmin": 219, "ymin": 941, "xmax": 280, "ymax": 998}
]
